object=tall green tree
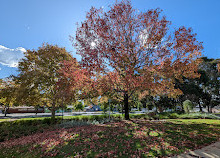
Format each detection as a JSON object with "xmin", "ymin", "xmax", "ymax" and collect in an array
[
  {"xmin": 0, "ymin": 79, "xmax": 18, "ymax": 116},
  {"xmin": 16, "ymin": 44, "xmax": 74, "ymax": 120},
  {"xmin": 73, "ymin": 101, "xmax": 84, "ymax": 111},
  {"xmin": 198, "ymin": 57, "xmax": 220, "ymax": 112},
  {"xmin": 175, "ymin": 57, "xmax": 220, "ymax": 112}
]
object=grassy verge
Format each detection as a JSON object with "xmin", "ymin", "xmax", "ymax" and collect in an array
[
  {"xmin": 0, "ymin": 119, "xmax": 10, "ymax": 122},
  {"xmin": 0, "ymin": 119, "xmax": 219, "ymax": 157},
  {"xmin": 168, "ymin": 119, "xmax": 220, "ymax": 125}
]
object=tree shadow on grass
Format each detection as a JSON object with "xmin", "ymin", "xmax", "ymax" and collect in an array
[
  {"xmin": 48, "ymin": 119, "xmax": 220, "ymax": 157},
  {"xmin": 0, "ymin": 119, "xmax": 219, "ymax": 157}
]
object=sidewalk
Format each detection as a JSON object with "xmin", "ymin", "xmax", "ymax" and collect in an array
[{"xmin": 173, "ymin": 141, "xmax": 220, "ymax": 158}]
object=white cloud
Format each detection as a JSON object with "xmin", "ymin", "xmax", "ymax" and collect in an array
[{"xmin": 0, "ymin": 45, "xmax": 26, "ymax": 67}]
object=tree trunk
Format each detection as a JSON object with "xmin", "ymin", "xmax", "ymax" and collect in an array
[
  {"xmin": 51, "ymin": 106, "xmax": 56, "ymax": 122},
  {"xmin": 124, "ymin": 93, "xmax": 129, "ymax": 120},
  {"xmin": 35, "ymin": 106, "xmax": 38, "ymax": 115},
  {"xmin": 155, "ymin": 106, "xmax": 158, "ymax": 113},
  {"xmin": 207, "ymin": 105, "xmax": 210, "ymax": 113},
  {"xmin": 4, "ymin": 106, "xmax": 9, "ymax": 117},
  {"xmin": 4, "ymin": 108, "xmax": 7, "ymax": 117},
  {"xmin": 158, "ymin": 106, "xmax": 163, "ymax": 113},
  {"xmin": 121, "ymin": 105, "xmax": 124, "ymax": 115},
  {"xmin": 210, "ymin": 106, "xmax": 212, "ymax": 113},
  {"xmin": 198, "ymin": 102, "xmax": 203, "ymax": 112}
]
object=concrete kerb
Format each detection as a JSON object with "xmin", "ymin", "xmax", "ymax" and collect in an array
[{"xmin": 172, "ymin": 141, "xmax": 220, "ymax": 158}]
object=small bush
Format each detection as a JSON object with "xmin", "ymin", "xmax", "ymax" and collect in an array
[
  {"xmin": 130, "ymin": 114, "xmax": 145, "ymax": 119},
  {"xmin": 57, "ymin": 120, "xmax": 91, "ymax": 128},
  {"xmin": 183, "ymin": 100, "xmax": 193, "ymax": 113},
  {"xmin": 148, "ymin": 112, "xmax": 159, "ymax": 120},
  {"xmin": 179, "ymin": 113, "xmax": 220, "ymax": 119},
  {"xmin": 167, "ymin": 113, "xmax": 179, "ymax": 119}
]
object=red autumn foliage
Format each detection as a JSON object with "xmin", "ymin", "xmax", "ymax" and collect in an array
[{"xmin": 66, "ymin": 0, "xmax": 203, "ymax": 119}]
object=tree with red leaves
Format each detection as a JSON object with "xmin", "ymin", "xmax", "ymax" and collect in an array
[
  {"xmin": 71, "ymin": 0, "xmax": 203, "ymax": 119},
  {"xmin": 58, "ymin": 58, "xmax": 94, "ymax": 99}
]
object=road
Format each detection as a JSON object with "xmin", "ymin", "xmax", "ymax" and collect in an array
[
  {"xmin": 0, "ymin": 111, "xmax": 146, "ymax": 120},
  {"xmin": 0, "ymin": 112, "xmax": 219, "ymax": 120},
  {"xmin": 0, "ymin": 112, "xmax": 105, "ymax": 119}
]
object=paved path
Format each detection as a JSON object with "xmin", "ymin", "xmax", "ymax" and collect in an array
[{"xmin": 173, "ymin": 141, "xmax": 220, "ymax": 158}]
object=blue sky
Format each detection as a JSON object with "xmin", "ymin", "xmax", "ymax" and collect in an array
[{"xmin": 0, "ymin": 0, "xmax": 220, "ymax": 78}]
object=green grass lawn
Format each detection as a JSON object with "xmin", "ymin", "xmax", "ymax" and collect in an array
[
  {"xmin": 169, "ymin": 119, "xmax": 220, "ymax": 125},
  {"xmin": 0, "ymin": 118, "xmax": 219, "ymax": 158},
  {"xmin": 0, "ymin": 119, "xmax": 10, "ymax": 122}
]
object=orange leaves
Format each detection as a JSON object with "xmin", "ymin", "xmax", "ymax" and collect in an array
[
  {"xmin": 173, "ymin": 27, "xmax": 203, "ymax": 62},
  {"xmin": 59, "ymin": 59, "xmax": 91, "ymax": 91}
]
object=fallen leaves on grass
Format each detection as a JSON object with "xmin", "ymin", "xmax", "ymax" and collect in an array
[{"xmin": 0, "ymin": 119, "xmax": 219, "ymax": 157}]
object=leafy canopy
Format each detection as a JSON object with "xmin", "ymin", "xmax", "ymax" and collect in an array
[{"xmin": 73, "ymin": 0, "xmax": 202, "ymax": 99}]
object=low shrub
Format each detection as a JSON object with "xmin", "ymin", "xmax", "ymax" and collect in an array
[
  {"xmin": 148, "ymin": 112, "xmax": 220, "ymax": 120},
  {"xmin": 179, "ymin": 113, "xmax": 219, "ymax": 119},
  {"xmin": 148, "ymin": 112, "xmax": 159, "ymax": 120},
  {"xmin": 130, "ymin": 114, "xmax": 146, "ymax": 119},
  {"xmin": 183, "ymin": 100, "xmax": 193, "ymax": 113},
  {"xmin": 158, "ymin": 112, "xmax": 179, "ymax": 119},
  {"xmin": 57, "ymin": 120, "xmax": 91, "ymax": 128}
]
